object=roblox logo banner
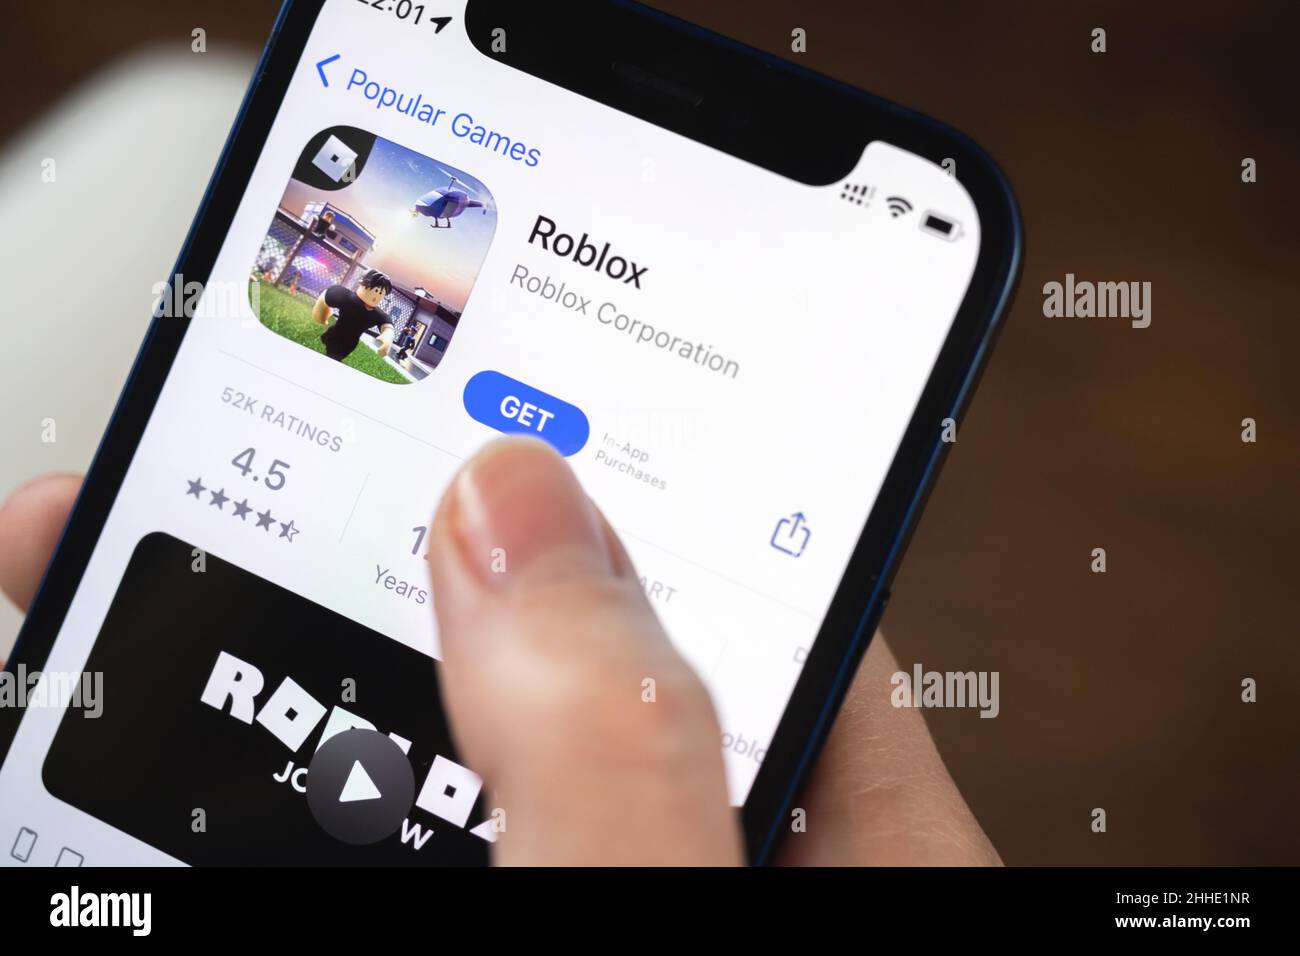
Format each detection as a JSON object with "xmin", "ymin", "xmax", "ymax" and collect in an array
[{"xmin": 43, "ymin": 533, "xmax": 489, "ymax": 866}]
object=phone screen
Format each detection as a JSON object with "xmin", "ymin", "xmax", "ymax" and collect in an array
[{"xmin": 0, "ymin": 1, "xmax": 982, "ymax": 865}]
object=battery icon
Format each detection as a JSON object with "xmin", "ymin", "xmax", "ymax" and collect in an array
[{"xmin": 920, "ymin": 211, "xmax": 963, "ymax": 240}]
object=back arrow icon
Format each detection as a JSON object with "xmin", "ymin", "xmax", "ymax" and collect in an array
[{"xmin": 316, "ymin": 53, "xmax": 341, "ymax": 87}]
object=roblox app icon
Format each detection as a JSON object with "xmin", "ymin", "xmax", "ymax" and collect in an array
[{"xmin": 249, "ymin": 125, "xmax": 497, "ymax": 385}]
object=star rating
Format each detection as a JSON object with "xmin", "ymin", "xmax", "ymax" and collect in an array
[{"xmin": 185, "ymin": 476, "xmax": 300, "ymax": 541}]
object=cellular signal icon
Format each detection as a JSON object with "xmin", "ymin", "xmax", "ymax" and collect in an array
[
  {"xmin": 840, "ymin": 182, "xmax": 875, "ymax": 206},
  {"xmin": 885, "ymin": 196, "xmax": 913, "ymax": 218}
]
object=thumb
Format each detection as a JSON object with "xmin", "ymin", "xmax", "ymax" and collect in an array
[{"xmin": 428, "ymin": 437, "xmax": 741, "ymax": 865}]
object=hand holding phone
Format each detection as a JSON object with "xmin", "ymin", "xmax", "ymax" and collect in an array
[
  {"xmin": 0, "ymin": 0, "xmax": 1019, "ymax": 866},
  {"xmin": 0, "ymin": 440, "xmax": 999, "ymax": 865}
]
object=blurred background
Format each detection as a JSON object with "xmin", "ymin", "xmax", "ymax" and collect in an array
[{"xmin": 0, "ymin": 1, "xmax": 1295, "ymax": 865}]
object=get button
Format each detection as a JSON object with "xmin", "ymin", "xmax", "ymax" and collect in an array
[{"xmin": 462, "ymin": 370, "xmax": 589, "ymax": 457}]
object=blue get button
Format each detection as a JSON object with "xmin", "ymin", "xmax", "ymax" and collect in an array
[{"xmin": 462, "ymin": 370, "xmax": 589, "ymax": 457}]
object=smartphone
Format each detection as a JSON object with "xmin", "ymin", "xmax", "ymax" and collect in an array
[{"xmin": 0, "ymin": 0, "xmax": 1020, "ymax": 866}]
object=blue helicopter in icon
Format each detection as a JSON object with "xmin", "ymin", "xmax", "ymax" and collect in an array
[{"xmin": 410, "ymin": 176, "xmax": 490, "ymax": 229}]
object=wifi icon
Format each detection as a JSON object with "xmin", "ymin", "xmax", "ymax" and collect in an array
[{"xmin": 885, "ymin": 196, "xmax": 913, "ymax": 218}]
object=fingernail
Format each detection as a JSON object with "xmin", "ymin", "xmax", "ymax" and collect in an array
[{"xmin": 449, "ymin": 437, "xmax": 612, "ymax": 589}]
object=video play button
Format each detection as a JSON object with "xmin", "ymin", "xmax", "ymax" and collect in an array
[
  {"xmin": 306, "ymin": 729, "xmax": 415, "ymax": 844},
  {"xmin": 339, "ymin": 761, "xmax": 382, "ymax": 803}
]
